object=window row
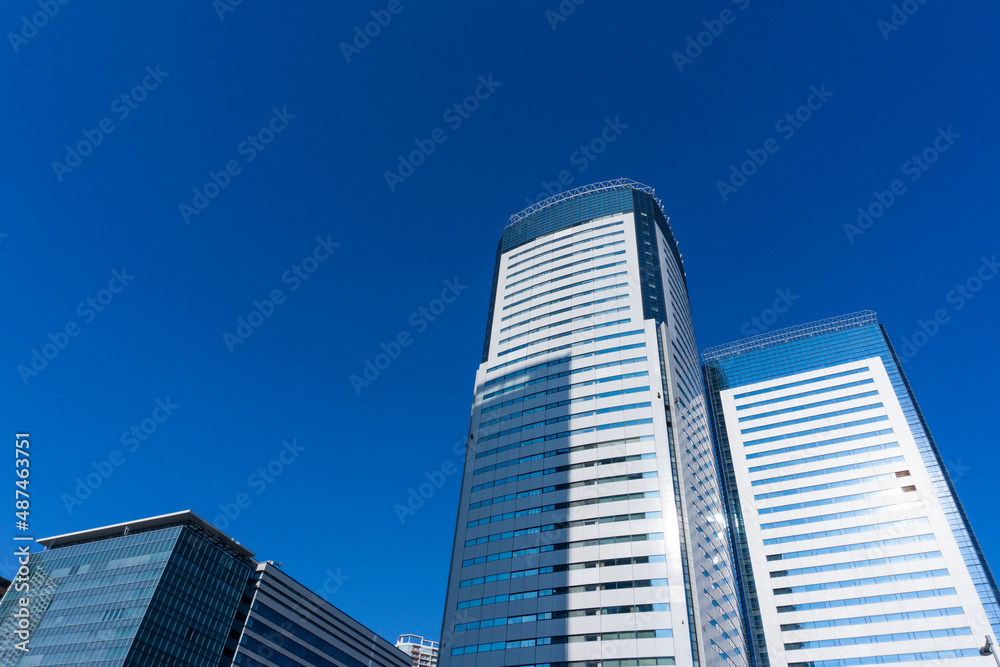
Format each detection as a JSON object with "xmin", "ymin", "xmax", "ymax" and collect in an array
[
  {"xmin": 507, "ymin": 226, "xmax": 624, "ymax": 269},
  {"xmin": 467, "ymin": 490, "xmax": 659, "ymax": 528},
  {"xmin": 455, "ymin": 603, "xmax": 670, "ymax": 633},
  {"xmin": 452, "ymin": 628, "xmax": 673, "ymax": 656},
  {"xmin": 505, "ymin": 249, "xmax": 627, "ymax": 290},
  {"xmin": 738, "ymin": 391, "xmax": 880, "ymax": 423},
  {"xmin": 780, "ymin": 605, "xmax": 963, "ymax": 631},
  {"xmin": 507, "ymin": 220, "xmax": 624, "ymax": 262},
  {"xmin": 787, "ymin": 648, "xmax": 980, "ymax": 667},
  {"xmin": 760, "ymin": 498, "xmax": 922, "ymax": 531},
  {"xmin": 505, "ymin": 241, "xmax": 625, "ymax": 281},
  {"xmin": 459, "ymin": 554, "xmax": 666, "ymax": 587},
  {"xmin": 500, "ymin": 294, "xmax": 630, "ymax": 334},
  {"xmin": 754, "ymin": 471, "xmax": 904, "ymax": 501},
  {"xmin": 478, "ymin": 401, "xmax": 652, "ymax": 444},
  {"xmin": 763, "ymin": 516, "xmax": 930, "ymax": 548},
  {"xmin": 498, "ymin": 306, "xmax": 631, "ymax": 346},
  {"xmin": 770, "ymin": 550, "xmax": 942, "ymax": 578},
  {"xmin": 502, "ymin": 271, "xmax": 628, "ymax": 315},
  {"xmin": 502, "ymin": 283, "xmax": 629, "ymax": 323},
  {"xmin": 471, "ymin": 452, "xmax": 654, "ymax": 493},
  {"xmin": 741, "ymin": 403, "xmax": 884, "ymax": 436},
  {"xmin": 491, "ymin": 325, "xmax": 640, "ymax": 370},
  {"xmin": 483, "ymin": 357, "xmax": 646, "ymax": 400},
  {"xmin": 462, "ymin": 531, "xmax": 664, "ymax": 567},
  {"xmin": 736, "ymin": 378, "xmax": 876, "ymax": 411},
  {"xmin": 745, "ymin": 415, "xmax": 890, "ymax": 448},
  {"xmin": 457, "ymin": 576, "xmax": 668, "ymax": 609},
  {"xmin": 767, "ymin": 532, "xmax": 935, "ymax": 562},
  {"xmin": 470, "ymin": 469, "xmax": 657, "ymax": 511},
  {"xmin": 504, "ymin": 261, "xmax": 628, "ymax": 302},
  {"xmin": 785, "ymin": 626, "xmax": 971, "ymax": 651},
  {"xmin": 773, "ymin": 567, "xmax": 948, "ymax": 595},
  {"xmin": 748, "ymin": 439, "xmax": 898, "ymax": 474},
  {"xmin": 733, "ymin": 366, "xmax": 869, "ymax": 401},
  {"xmin": 752, "ymin": 454, "xmax": 905, "ymax": 487},
  {"xmin": 747, "ymin": 428, "xmax": 895, "ymax": 463},
  {"xmin": 776, "ymin": 586, "xmax": 956, "ymax": 613},
  {"xmin": 464, "ymin": 511, "xmax": 661, "ymax": 547},
  {"xmin": 479, "ymin": 386, "xmax": 648, "ymax": 432},
  {"xmin": 758, "ymin": 485, "xmax": 910, "ymax": 516}
]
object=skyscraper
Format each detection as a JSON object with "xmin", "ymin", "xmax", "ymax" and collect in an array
[
  {"xmin": 439, "ymin": 179, "xmax": 746, "ymax": 667},
  {"xmin": 702, "ymin": 311, "xmax": 1000, "ymax": 667},
  {"xmin": 0, "ymin": 511, "xmax": 409, "ymax": 667}
]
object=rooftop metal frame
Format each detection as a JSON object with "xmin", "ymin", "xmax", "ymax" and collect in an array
[
  {"xmin": 37, "ymin": 509, "xmax": 257, "ymax": 564},
  {"xmin": 701, "ymin": 310, "xmax": 879, "ymax": 362},
  {"xmin": 506, "ymin": 178, "xmax": 658, "ymax": 228}
]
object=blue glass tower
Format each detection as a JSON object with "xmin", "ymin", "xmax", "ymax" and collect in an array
[{"xmin": 702, "ymin": 311, "xmax": 1000, "ymax": 667}]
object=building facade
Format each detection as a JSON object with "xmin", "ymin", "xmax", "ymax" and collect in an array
[
  {"xmin": 439, "ymin": 179, "xmax": 746, "ymax": 667},
  {"xmin": 702, "ymin": 311, "xmax": 1000, "ymax": 667},
  {"xmin": 397, "ymin": 635, "xmax": 439, "ymax": 667},
  {"xmin": 0, "ymin": 511, "xmax": 409, "ymax": 667}
]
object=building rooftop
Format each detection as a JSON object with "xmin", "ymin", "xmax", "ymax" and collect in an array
[
  {"xmin": 396, "ymin": 634, "xmax": 439, "ymax": 649},
  {"xmin": 700, "ymin": 310, "xmax": 879, "ymax": 362},
  {"xmin": 506, "ymin": 177, "xmax": 657, "ymax": 228},
  {"xmin": 37, "ymin": 509, "xmax": 256, "ymax": 562}
]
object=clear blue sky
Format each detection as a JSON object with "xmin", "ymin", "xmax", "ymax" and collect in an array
[{"xmin": 2, "ymin": 0, "xmax": 998, "ymax": 643}]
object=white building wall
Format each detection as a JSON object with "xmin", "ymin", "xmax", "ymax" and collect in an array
[
  {"xmin": 718, "ymin": 357, "xmax": 994, "ymax": 667},
  {"xmin": 441, "ymin": 203, "xmax": 744, "ymax": 667}
]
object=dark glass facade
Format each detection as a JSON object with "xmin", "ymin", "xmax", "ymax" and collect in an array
[
  {"xmin": 0, "ymin": 513, "xmax": 408, "ymax": 667},
  {"xmin": 233, "ymin": 562, "xmax": 409, "ymax": 667},
  {"xmin": 0, "ymin": 523, "xmax": 251, "ymax": 666}
]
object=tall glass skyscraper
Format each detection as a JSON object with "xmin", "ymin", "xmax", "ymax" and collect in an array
[
  {"xmin": 702, "ymin": 311, "xmax": 1000, "ymax": 667},
  {"xmin": 439, "ymin": 179, "xmax": 747, "ymax": 667}
]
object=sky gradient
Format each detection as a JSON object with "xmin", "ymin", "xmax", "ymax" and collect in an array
[{"xmin": 2, "ymin": 0, "xmax": 999, "ymax": 643}]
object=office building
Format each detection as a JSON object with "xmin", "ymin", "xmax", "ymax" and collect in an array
[
  {"xmin": 397, "ymin": 635, "xmax": 439, "ymax": 667},
  {"xmin": 702, "ymin": 311, "xmax": 1000, "ymax": 667},
  {"xmin": 0, "ymin": 511, "xmax": 409, "ymax": 667},
  {"xmin": 439, "ymin": 179, "xmax": 746, "ymax": 667}
]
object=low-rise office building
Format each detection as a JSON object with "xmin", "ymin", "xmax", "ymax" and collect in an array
[{"xmin": 0, "ymin": 511, "xmax": 409, "ymax": 667}]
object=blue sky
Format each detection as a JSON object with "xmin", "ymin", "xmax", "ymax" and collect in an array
[{"xmin": 2, "ymin": 0, "xmax": 998, "ymax": 643}]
